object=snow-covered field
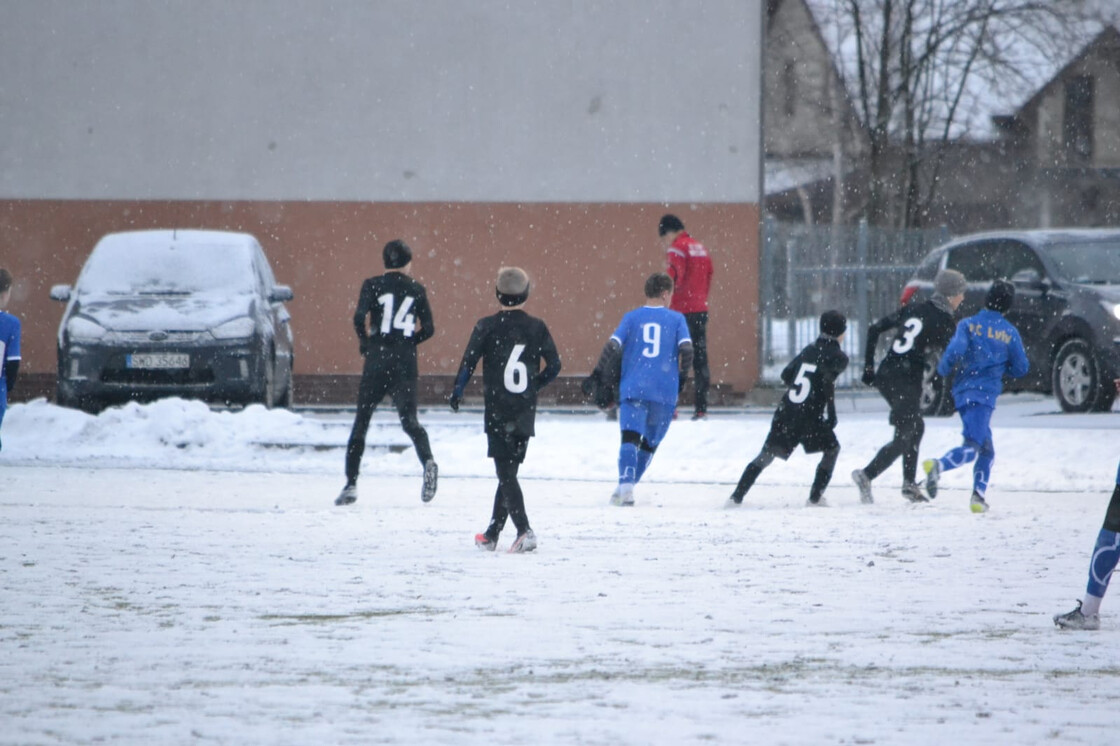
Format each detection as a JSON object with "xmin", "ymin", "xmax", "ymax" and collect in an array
[{"xmin": 2, "ymin": 393, "xmax": 1118, "ymax": 745}]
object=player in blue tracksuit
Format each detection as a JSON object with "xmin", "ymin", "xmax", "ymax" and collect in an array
[
  {"xmin": 590, "ymin": 273, "xmax": 693, "ymax": 506},
  {"xmin": 922, "ymin": 280, "xmax": 1029, "ymax": 512},
  {"xmin": 0, "ymin": 269, "xmax": 22, "ymax": 452}
]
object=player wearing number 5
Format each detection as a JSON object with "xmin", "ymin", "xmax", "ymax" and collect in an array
[
  {"xmin": 851, "ymin": 269, "xmax": 965, "ymax": 504},
  {"xmin": 336, "ymin": 240, "xmax": 438, "ymax": 507},
  {"xmin": 449, "ymin": 267, "xmax": 561, "ymax": 553},
  {"xmin": 728, "ymin": 311, "xmax": 848, "ymax": 507},
  {"xmin": 590, "ymin": 272, "xmax": 693, "ymax": 507}
]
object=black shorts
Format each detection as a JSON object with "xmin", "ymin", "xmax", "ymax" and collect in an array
[
  {"xmin": 764, "ymin": 423, "xmax": 839, "ymax": 459},
  {"xmin": 487, "ymin": 430, "xmax": 529, "ymax": 463}
]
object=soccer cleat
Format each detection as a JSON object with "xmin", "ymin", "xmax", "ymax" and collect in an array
[
  {"xmin": 421, "ymin": 460, "xmax": 438, "ymax": 503},
  {"xmin": 334, "ymin": 483, "xmax": 358, "ymax": 506},
  {"xmin": 901, "ymin": 481, "xmax": 928, "ymax": 503},
  {"xmin": 969, "ymin": 492, "xmax": 989, "ymax": 513},
  {"xmin": 922, "ymin": 459, "xmax": 941, "ymax": 499},
  {"xmin": 508, "ymin": 529, "xmax": 538, "ymax": 553},
  {"xmin": 851, "ymin": 469, "xmax": 874, "ymax": 504},
  {"xmin": 691, "ymin": 411, "xmax": 708, "ymax": 421},
  {"xmin": 474, "ymin": 533, "xmax": 497, "ymax": 552},
  {"xmin": 1054, "ymin": 600, "xmax": 1100, "ymax": 631},
  {"xmin": 610, "ymin": 483, "xmax": 635, "ymax": 507},
  {"xmin": 805, "ymin": 496, "xmax": 829, "ymax": 507},
  {"xmin": 726, "ymin": 493, "xmax": 744, "ymax": 507}
]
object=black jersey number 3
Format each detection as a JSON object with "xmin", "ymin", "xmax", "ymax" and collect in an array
[{"xmin": 377, "ymin": 293, "xmax": 416, "ymax": 337}]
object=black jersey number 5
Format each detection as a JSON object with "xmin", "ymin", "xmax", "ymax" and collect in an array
[
  {"xmin": 788, "ymin": 362, "xmax": 817, "ymax": 403},
  {"xmin": 377, "ymin": 293, "xmax": 416, "ymax": 337},
  {"xmin": 504, "ymin": 344, "xmax": 528, "ymax": 393}
]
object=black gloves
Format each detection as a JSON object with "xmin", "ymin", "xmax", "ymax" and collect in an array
[
  {"xmin": 861, "ymin": 367, "xmax": 875, "ymax": 386},
  {"xmin": 448, "ymin": 393, "xmax": 460, "ymax": 412}
]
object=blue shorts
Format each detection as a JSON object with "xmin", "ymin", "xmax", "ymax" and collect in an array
[
  {"xmin": 958, "ymin": 401, "xmax": 993, "ymax": 450},
  {"xmin": 618, "ymin": 399, "xmax": 675, "ymax": 449}
]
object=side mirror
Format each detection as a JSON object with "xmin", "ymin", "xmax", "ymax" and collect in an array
[
  {"xmin": 49, "ymin": 284, "xmax": 72, "ymax": 302},
  {"xmin": 269, "ymin": 285, "xmax": 294, "ymax": 303},
  {"xmin": 1010, "ymin": 269, "xmax": 1047, "ymax": 290}
]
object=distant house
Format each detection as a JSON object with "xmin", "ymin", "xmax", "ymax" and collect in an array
[
  {"xmin": 994, "ymin": 26, "xmax": 1120, "ymax": 227},
  {"xmin": 765, "ymin": 3, "xmax": 1120, "ymax": 232},
  {"xmin": 763, "ymin": 0, "xmax": 868, "ymax": 225}
]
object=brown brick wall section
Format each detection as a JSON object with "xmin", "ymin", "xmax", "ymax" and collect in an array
[{"xmin": 0, "ymin": 200, "xmax": 759, "ymax": 404}]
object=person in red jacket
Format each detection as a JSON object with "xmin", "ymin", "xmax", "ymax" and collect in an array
[{"xmin": 660, "ymin": 214, "xmax": 714, "ymax": 419}]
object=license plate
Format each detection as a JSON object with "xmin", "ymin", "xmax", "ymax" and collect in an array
[{"xmin": 127, "ymin": 352, "xmax": 190, "ymax": 369}]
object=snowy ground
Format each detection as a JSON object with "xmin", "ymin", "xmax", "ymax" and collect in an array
[{"xmin": 2, "ymin": 392, "xmax": 1118, "ymax": 745}]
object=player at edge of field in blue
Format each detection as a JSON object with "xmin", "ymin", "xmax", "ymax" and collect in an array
[
  {"xmin": 921, "ymin": 279, "xmax": 1028, "ymax": 513},
  {"xmin": 589, "ymin": 272, "xmax": 693, "ymax": 507},
  {"xmin": 1055, "ymin": 379, "xmax": 1120, "ymax": 631},
  {"xmin": 0, "ymin": 268, "xmax": 22, "ymax": 452}
]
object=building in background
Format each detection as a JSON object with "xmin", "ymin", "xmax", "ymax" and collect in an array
[{"xmin": 0, "ymin": 1, "xmax": 763, "ymax": 405}]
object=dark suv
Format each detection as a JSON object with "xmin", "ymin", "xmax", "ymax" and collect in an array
[{"xmin": 901, "ymin": 229, "xmax": 1120, "ymax": 413}]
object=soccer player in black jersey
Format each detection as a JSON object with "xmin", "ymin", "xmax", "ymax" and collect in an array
[
  {"xmin": 728, "ymin": 310, "xmax": 849, "ymax": 507},
  {"xmin": 336, "ymin": 240, "xmax": 438, "ymax": 506},
  {"xmin": 851, "ymin": 269, "xmax": 965, "ymax": 504},
  {"xmin": 449, "ymin": 267, "xmax": 562, "ymax": 553}
]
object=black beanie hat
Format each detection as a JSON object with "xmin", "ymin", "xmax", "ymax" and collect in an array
[
  {"xmin": 820, "ymin": 309, "xmax": 847, "ymax": 338},
  {"xmin": 658, "ymin": 214, "xmax": 685, "ymax": 237},
  {"xmin": 383, "ymin": 239, "xmax": 412, "ymax": 269},
  {"xmin": 985, "ymin": 279, "xmax": 1015, "ymax": 313},
  {"xmin": 496, "ymin": 267, "xmax": 530, "ymax": 307}
]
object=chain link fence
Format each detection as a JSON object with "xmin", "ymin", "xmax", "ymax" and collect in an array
[{"xmin": 759, "ymin": 218, "xmax": 951, "ymax": 388}]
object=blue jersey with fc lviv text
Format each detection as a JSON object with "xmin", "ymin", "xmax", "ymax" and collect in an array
[
  {"xmin": 0, "ymin": 310, "xmax": 21, "ymax": 395},
  {"xmin": 937, "ymin": 308, "xmax": 1028, "ymax": 408},
  {"xmin": 611, "ymin": 305, "xmax": 691, "ymax": 405}
]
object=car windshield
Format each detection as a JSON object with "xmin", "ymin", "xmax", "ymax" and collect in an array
[
  {"xmin": 77, "ymin": 242, "xmax": 257, "ymax": 295},
  {"xmin": 1046, "ymin": 239, "xmax": 1120, "ymax": 285}
]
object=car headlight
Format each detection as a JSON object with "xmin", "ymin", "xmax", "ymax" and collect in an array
[
  {"xmin": 66, "ymin": 316, "xmax": 106, "ymax": 342},
  {"xmin": 1101, "ymin": 300, "xmax": 1120, "ymax": 322},
  {"xmin": 211, "ymin": 317, "xmax": 256, "ymax": 340}
]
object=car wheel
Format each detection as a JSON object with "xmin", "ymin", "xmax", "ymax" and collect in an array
[
  {"xmin": 919, "ymin": 349, "xmax": 953, "ymax": 416},
  {"xmin": 256, "ymin": 348, "xmax": 277, "ymax": 408},
  {"xmin": 277, "ymin": 359, "xmax": 294, "ymax": 409},
  {"xmin": 1052, "ymin": 338, "xmax": 1112, "ymax": 412}
]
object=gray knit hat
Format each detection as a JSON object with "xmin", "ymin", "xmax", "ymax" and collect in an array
[
  {"xmin": 496, "ymin": 267, "xmax": 530, "ymax": 306},
  {"xmin": 934, "ymin": 268, "xmax": 967, "ymax": 297}
]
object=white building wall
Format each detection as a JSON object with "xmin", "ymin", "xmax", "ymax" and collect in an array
[{"xmin": 0, "ymin": 0, "xmax": 761, "ymax": 203}]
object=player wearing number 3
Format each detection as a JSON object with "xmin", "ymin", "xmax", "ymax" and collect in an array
[
  {"xmin": 590, "ymin": 272, "xmax": 693, "ymax": 507},
  {"xmin": 728, "ymin": 310, "xmax": 848, "ymax": 507},
  {"xmin": 336, "ymin": 240, "xmax": 438, "ymax": 507},
  {"xmin": 851, "ymin": 269, "xmax": 965, "ymax": 504},
  {"xmin": 449, "ymin": 267, "xmax": 562, "ymax": 553}
]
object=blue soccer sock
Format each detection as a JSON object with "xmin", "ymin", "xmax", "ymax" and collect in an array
[
  {"xmin": 1086, "ymin": 528, "xmax": 1120, "ymax": 605},
  {"xmin": 635, "ymin": 449, "xmax": 654, "ymax": 482},
  {"xmin": 618, "ymin": 443, "xmax": 639, "ymax": 485},
  {"xmin": 939, "ymin": 444, "xmax": 977, "ymax": 474},
  {"xmin": 973, "ymin": 452, "xmax": 993, "ymax": 497}
]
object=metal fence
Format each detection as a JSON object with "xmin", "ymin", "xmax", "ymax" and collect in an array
[{"xmin": 759, "ymin": 218, "xmax": 951, "ymax": 388}]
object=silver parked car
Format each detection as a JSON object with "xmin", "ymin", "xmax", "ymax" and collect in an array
[{"xmin": 50, "ymin": 229, "xmax": 295, "ymax": 412}]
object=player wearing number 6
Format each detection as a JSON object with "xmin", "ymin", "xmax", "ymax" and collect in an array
[
  {"xmin": 590, "ymin": 272, "xmax": 693, "ymax": 507},
  {"xmin": 851, "ymin": 269, "xmax": 965, "ymax": 504},
  {"xmin": 728, "ymin": 311, "xmax": 848, "ymax": 507},
  {"xmin": 336, "ymin": 240, "xmax": 439, "ymax": 507},
  {"xmin": 449, "ymin": 267, "xmax": 561, "ymax": 553}
]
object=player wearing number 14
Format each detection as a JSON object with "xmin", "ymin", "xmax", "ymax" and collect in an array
[{"xmin": 336, "ymin": 240, "xmax": 438, "ymax": 507}]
